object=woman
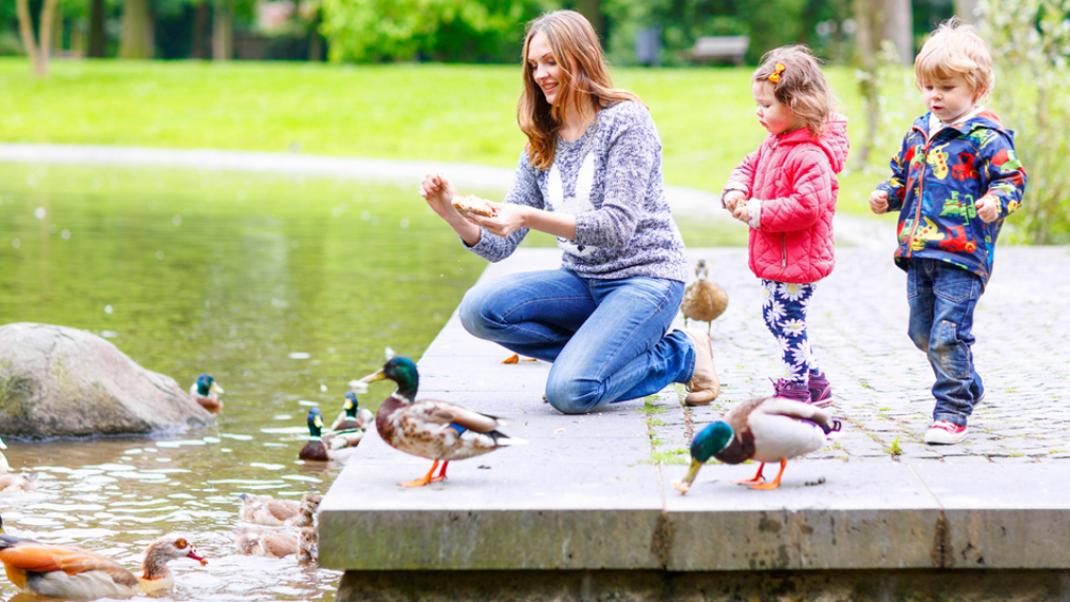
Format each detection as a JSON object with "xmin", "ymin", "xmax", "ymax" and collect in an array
[{"xmin": 420, "ymin": 10, "xmax": 718, "ymax": 414}]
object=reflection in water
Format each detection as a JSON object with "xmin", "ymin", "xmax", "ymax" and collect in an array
[{"xmin": 0, "ymin": 163, "xmax": 485, "ymax": 600}]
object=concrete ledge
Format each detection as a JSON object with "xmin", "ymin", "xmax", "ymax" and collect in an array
[{"xmin": 320, "ymin": 248, "xmax": 1070, "ymax": 596}]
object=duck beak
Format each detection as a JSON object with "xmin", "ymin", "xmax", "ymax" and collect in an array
[
  {"xmin": 672, "ymin": 459, "xmax": 704, "ymax": 495},
  {"xmin": 359, "ymin": 368, "xmax": 386, "ymax": 384},
  {"xmin": 186, "ymin": 548, "xmax": 208, "ymax": 566},
  {"xmin": 211, "ymin": 382, "xmax": 224, "ymax": 394}
]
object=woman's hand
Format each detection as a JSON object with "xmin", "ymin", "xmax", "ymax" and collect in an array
[
  {"xmin": 420, "ymin": 173, "xmax": 459, "ymax": 220},
  {"xmin": 467, "ymin": 202, "xmax": 529, "ymax": 238}
]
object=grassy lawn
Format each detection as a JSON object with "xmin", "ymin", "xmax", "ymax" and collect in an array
[{"xmin": 0, "ymin": 58, "xmax": 921, "ymax": 216}]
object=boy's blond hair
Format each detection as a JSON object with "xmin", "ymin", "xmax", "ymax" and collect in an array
[
  {"xmin": 753, "ymin": 45, "xmax": 834, "ymax": 137},
  {"xmin": 915, "ymin": 18, "xmax": 994, "ymax": 99}
]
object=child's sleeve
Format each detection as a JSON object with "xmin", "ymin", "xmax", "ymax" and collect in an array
[
  {"xmin": 875, "ymin": 132, "xmax": 912, "ymax": 211},
  {"xmin": 981, "ymin": 134, "xmax": 1027, "ymax": 219},
  {"xmin": 722, "ymin": 150, "xmax": 759, "ymax": 201},
  {"xmin": 752, "ymin": 150, "xmax": 831, "ymax": 233}
]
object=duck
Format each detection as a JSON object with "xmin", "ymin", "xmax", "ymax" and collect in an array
[
  {"xmin": 673, "ymin": 396, "xmax": 841, "ymax": 494},
  {"xmin": 359, "ymin": 356, "xmax": 524, "ymax": 487},
  {"xmin": 680, "ymin": 258, "xmax": 729, "ymax": 335},
  {"xmin": 0, "ymin": 529, "xmax": 206, "ymax": 600},
  {"xmin": 235, "ymin": 526, "xmax": 316, "ymax": 564},
  {"xmin": 0, "ymin": 437, "xmax": 10, "ymax": 473},
  {"xmin": 324, "ymin": 392, "xmax": 373, "ymax": 450},
  {"xmin": 189, "ymin": 373, "xmax": 224, "ymax": 414},
  {"xmin": 298, "ymin": 408, "xmax": 330, "ymax": 462},
  {"xmin": 238, "ymin": 492, "xmax": 321, "ymax": 527},
  {"xmin": 0, "ymin": 473, "xmax": 37, "ymax": 494}
]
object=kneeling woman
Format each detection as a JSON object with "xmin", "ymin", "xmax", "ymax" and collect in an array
[{"xmin": 420, "ymin": 10, "xmax": 718, "ymax": 413}]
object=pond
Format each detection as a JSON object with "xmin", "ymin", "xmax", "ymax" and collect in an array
[
  {"xmin": 0, "ymin": 160, "xmax": 739, "ymax": 600},
  {"xmin": 0, "ymin": 162, "xmax": 487, "ymax": 601}
]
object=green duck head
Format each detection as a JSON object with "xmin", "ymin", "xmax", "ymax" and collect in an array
[
  {"xmin": 194, "ymin": 373, "xmax": 223, "ymax": 397},
  {"xmin": 306, "ymin": 407, "xmax": 324, "ymax": 439},
  {"xmin": 343, "ymin": 391, "xmax": 359, "ymax": 418},
  {"xmin": 359, "ymin": 356, "xmax": 419, "ymax": 402},
  {"xmin": 673, "ymin": 420, "xmax": 734, "ymax": 495}
]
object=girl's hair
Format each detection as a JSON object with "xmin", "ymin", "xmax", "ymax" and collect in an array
[
  {"xmin": 753, "ymin": 45, "xmax": 834, "ymax": 137},
  {"xmin": 914, "ymin": 18, "xmax": 994, "ymax": 99},
  {"xmin": 519, "ymin": 10, "xmax": 638, "ymax": 170}
]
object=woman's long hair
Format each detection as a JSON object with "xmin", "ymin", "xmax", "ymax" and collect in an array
[{"xmin": 518, "ymin": 10, "xmax": 638, "ymax": 170}]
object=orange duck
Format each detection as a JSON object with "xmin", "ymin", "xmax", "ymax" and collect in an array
[{"xmin": 0, "ymin": 527, "xmax": 206, "ymax": 600}]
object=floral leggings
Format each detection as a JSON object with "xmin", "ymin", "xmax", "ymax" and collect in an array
[{"xmin": 760, "ymin": 279, "xmax": 822, "ymax": 383}]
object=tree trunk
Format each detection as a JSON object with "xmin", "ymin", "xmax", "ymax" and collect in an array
[
  {"xmin": 212, "ymin": 0, "xmax": 233, "ymax": 61},
  {"xmin": 192, "ymin": 1, "xmax": 209, "ymax": 59},
  {"xmin": 880, "ymin": 0, "xmax": 913, "ymax": 64},
  {"xmin": 16, "ymin": 0, "xmax": 60, "ymax": 77},
  {"xmin": 574, "ymin": 0, "xmax": 604, "ymax": 40},
  {"xmin": 853, "ymin": 0, "xmax": 882, "ymax": 167},
  {"xmin": 953, "ymin": 0, "xmax": 981, "ymax": 24},
  {"xmin": 119, "ymin": 0, "xmax": 154, "ymax": 59},
  {"xmin": 88, "ymin": 0, "xmax": 106, "ymax": 57}
]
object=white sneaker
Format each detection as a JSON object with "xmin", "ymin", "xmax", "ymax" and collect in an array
[{"xmin": 924, "ymin": 420, "xmax": 968, "ymax": 445}]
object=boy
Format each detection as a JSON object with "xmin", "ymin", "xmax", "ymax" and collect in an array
[{"xmin": 869, "ymin": 20, "xmax": 1026, "ymax": 445}]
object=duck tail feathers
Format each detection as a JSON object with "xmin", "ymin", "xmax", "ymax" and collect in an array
[{"xmin": 489, "ymin": 431, "xmax": 527, "ymax": 446}]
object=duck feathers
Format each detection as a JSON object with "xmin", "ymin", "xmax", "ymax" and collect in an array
[{"xmin": 382, "ymin": 398, "xmax": 514, "ymax": 462}]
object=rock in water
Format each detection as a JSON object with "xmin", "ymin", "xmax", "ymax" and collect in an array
[{"xmin": 0, "ymin": 323, "xmax": 214, "ymax": 438}]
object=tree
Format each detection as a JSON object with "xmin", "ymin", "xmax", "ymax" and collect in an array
[
  {"xmin": 16, "ymin": 0, "xmax": 61, "ymax": 76},
  {"xmin": 953, "ymin": 0, "xmax": 981, "ymax": 22},
  {"xmin": 88, "ymin": 0, "xmax": 106, "ymax": 57},
  {"xmin": 881, "ymin": 0, "xmax": 912, "ymax": 63},
  {"xmin": 981, "ymin": 0, "xmax": 1070, "ymax": 243},
  {"xmin": 213, "ymin": 0, "xmax": 233, "ymax": 60},
  {"xmin": 119, "ymin": 0, "xmax": 154, "ymax": 58}
]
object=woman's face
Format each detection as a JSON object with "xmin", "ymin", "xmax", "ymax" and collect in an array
[{"xmin": 527, "ymin": 31, "xmax": 562, "ymax": 105}]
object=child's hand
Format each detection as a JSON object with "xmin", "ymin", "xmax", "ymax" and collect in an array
[
  {"xmin": 731, "ymin": 201, "xmax": 750, "ymax": 223},
  {"xmin": 976, "ymin": 195, "xmax": 1000, "ymax": 223},
  {"xmin": 722, "ymin": 190, "xmax": 746, "ymax": 212},
  {"xmin": 869, "ymin": 190, "xmax": 889, "ymax": 214}
]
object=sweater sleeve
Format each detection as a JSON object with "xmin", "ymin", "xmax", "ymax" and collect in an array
[
  {"xmin": 464, "ymin": 151, "xmax": 542, "ymax": 262},
  {"xmin": 981, "ymin": 133, "xmax": 1027, "ymax": 219},
  {"xmin": 573, "ymin": 104, "xmax": 657, "ymax": 248},
  {"xmin": 875, "ymin": 131, "xmax": 912, "ymax": 212},
  {"xmin": 754, "ymin": 149, "xmax": 832, "ymax": 233}
]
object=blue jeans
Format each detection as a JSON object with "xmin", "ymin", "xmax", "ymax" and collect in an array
[
  {"xmin": 459, "ymin": 269, "xmax": 692, "ymax": 414},
  {"xmin": 906, "ymin": 259, "xmax": 984, "ymax": 426}
]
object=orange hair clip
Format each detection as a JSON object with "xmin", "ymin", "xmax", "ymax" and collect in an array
[{"xmin": 768, "ymin": 63, "xmax": 786, "ymax": 84}]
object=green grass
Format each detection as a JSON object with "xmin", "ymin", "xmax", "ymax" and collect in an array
[{"xmin": 0, "ymin": 58, "xmax": 922, "ymax": 216}]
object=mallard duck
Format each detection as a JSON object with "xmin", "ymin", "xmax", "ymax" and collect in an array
[
  {"xmin": 298, "ymin": 408, "xmax": 329, "ymax": 462},
  {"xmin": 0, "ymin": 528, "xmax": 206, "ymax": 600},
  {"xmin": 673, "ymin": 396, "xmax": 841, "ymax": 494},
  {"xmin": 331, "ymin": 391, "xmax": 374, "ymax": 432},
  {"xmin": 359, "ymin": 356, "xmax": 524, "ymax": 487},
  {"xmin": 235, "ymin": 526, "xmax": 316, "ymax": 564},
  {"xmin": 680, "ymin": 258, "xmax": 729, "ymax": 335},
  {"xmin": 239, "ymin": 492, "xmax": 321, "ymax": 527},
  {"xmin": 189, "ymin": 373, "xmax": 224, "ymax": 414}
]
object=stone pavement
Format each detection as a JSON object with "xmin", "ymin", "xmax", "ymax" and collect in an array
[{"xmin": 320, "ymin": 246, "xmax": 1070, "ymax": 599}]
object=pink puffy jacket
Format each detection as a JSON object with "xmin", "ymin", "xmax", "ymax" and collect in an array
[{"xmin": 725, "ymin": 115, "xmax": 849, "ymax": 284}]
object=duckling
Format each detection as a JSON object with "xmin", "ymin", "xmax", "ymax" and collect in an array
[
  {"xmin": 298, "ymin": 408, "xmax": 329, "ymax": 462},
  {"xmin": 296, "ymin": 526, "xmax": 317, "ymax": 565},
  {"xmin": 359, "ymin": 356, "xmax": 524, "ymax": 488},
  {"xmin": 235, "ymin": 525, "xmax": 317, "ymax": 563},
  {"xmin": 673, "ymin": 396, "xmax": 841, "ymax": 494},
  {"xmin": 0, "ymin": 473, "xmax": 37, "ymax": 494},
  {"xmin": 238, "ymin": 492, "xmax": 321, "ymax": 527},
  {"xmin": 0, "ymin": 530, "xmax": 206, "ymax": 600},
  {"xmin": 680, "ymin": 258, "xmax": 729, "ymax": 335},
  {"xmin": 189, "ymin": 373, "xmax": 224, "ymax": 414}
]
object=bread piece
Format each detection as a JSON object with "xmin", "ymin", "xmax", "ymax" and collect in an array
[{"xmin": 451, "ymin": 194, "xmax": 497, "ymax": 218}]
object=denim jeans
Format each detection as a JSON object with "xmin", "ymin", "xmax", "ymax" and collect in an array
[
  {"xmin": 459, "ymin": 269, "xmax": 692, "ymax": 414},
  {"xmin": 906, "ymin": 259, "xmax": 984, "ymax": 426}
]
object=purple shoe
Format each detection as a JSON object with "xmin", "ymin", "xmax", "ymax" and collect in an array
[
  {"xmin": 808, "ymin": 373, "xmax": 834, "ymax": 408},
  {"xmin": 772, "ymin": 379, "xmax": 810, "ymax": 403}
]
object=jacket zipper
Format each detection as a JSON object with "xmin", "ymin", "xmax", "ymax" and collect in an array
[
  {"xmin": 781, "ymin": 235, "xmax": 787, "ymax": 268},
  {"xmin": 905, "ymin": 124, "xmax": 931, "ymax": 259}
]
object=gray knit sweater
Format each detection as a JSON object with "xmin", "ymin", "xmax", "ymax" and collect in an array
[{"xmin": 466, "ymin": 100, "xmax": 688, "ymax": 282}]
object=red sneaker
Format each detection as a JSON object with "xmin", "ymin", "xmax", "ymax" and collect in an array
[{"xmin": 924, "ymin": 420, "xmax": 968, "ymax": 445}]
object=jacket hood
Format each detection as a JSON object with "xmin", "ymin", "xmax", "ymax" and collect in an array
[{"xmin": 778, "ymin": 113, "xmax": 849, "ymax": 174}]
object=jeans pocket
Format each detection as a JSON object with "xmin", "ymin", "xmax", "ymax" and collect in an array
[{"xmin": 934, "ymin": 269, "xmax": 980, "ymax": 304}]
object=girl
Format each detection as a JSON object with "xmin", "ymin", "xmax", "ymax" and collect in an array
[
  {"xmin": 420, "ymin": 10, "xmax": 720, "ymax": 413},
  {"xmin": 722, "ymin": 45, "xmax": 849, "ymax": 406}
]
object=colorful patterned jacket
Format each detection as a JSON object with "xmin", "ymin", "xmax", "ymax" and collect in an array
[{"xmin": 876, "ymin": 110, "xmax": 1026, "ymax": 284}]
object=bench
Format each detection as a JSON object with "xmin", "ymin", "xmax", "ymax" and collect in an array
[{"xmin": 690, "ymin": 35, "xmax": 749, "ymax": 65}]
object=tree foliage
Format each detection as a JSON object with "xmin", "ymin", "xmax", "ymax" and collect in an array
[
  {"xmin": 982, "ymin": 0, "xmax": 1070, "ymax": 243},
  {"xmin": 321, "ymin": 0, "xmax": 547, "ymax": 63}
]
